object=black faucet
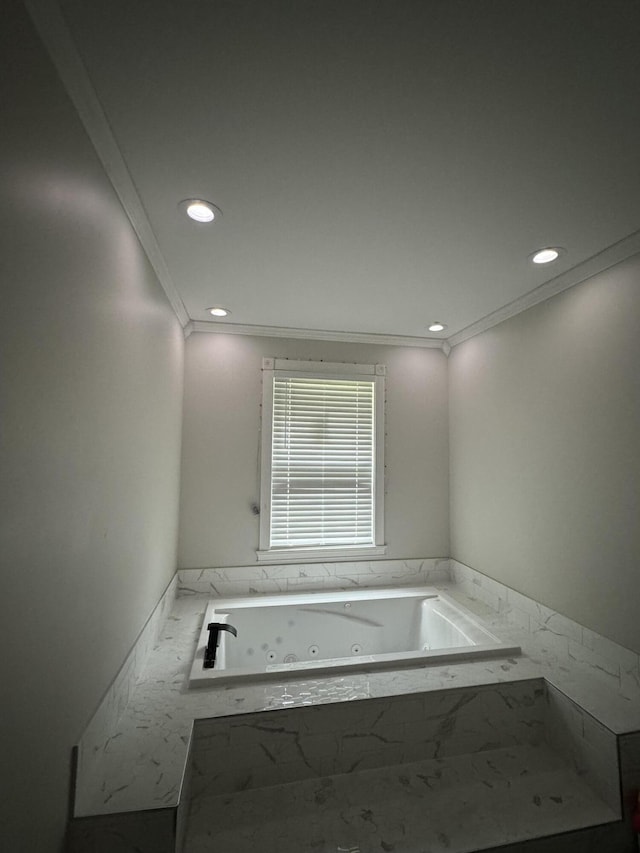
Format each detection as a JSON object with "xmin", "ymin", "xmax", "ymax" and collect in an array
[{"xmin": 204, "ymin": 622, "xmax": 238, "ymax": 669}]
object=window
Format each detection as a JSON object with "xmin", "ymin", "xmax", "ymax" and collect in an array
[{"xmin": 258, "ymin": 358, "xmax": 386, "ymax": 562}]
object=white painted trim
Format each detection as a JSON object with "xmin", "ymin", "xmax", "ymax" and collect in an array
[
  {"xmin": 258, "ymin": 364, "xmax": 274, "ymax": 552},
  {"xmin": 188, "ymin": 320, "xmax": 445, "ymax": 348},
  {"xmin": 256, "ymin": 545, "xmax": 388, "ymax": 564},
  {"xmin": 373, "ymin": 371, "xmax": 385, "ymax": 546},
  {"xmin": 448, "ymin": 231, "xmax": 640, "ymax": 348},
  {"xmin": 25, "ymin": 0, "xmax": 190, "ymax": 328},
  {"xmin": 274, "ymin": 359, "xmax": 377, "ymax": 375}
]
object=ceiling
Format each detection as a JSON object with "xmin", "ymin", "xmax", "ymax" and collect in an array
[{"xmin": 34, "ymin": 0, "xmax": 640, "ymax": 343}]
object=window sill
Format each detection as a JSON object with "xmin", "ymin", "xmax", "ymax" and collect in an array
[{"xmin": 255, "ymin": 545, "xmax": 388, "ymax": 564}]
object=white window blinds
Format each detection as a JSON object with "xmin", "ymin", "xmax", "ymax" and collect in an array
[{"xmin": 270, "ymin": 374, "xmax": 376, "ymax": 548}]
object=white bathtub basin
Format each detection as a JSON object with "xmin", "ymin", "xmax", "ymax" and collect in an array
[{"xmin": 188, "ymin": 586, "xmax": 520, "ymax": 686}]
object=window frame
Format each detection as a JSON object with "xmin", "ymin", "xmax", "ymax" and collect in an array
[{"xmin": 257, "ymin": 357, "xmax": 386, "ymax": 563}]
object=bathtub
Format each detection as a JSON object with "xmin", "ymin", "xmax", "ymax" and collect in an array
[{"xmin": 188, "ymin": 586, "xmax": 520, "ymax": 686}]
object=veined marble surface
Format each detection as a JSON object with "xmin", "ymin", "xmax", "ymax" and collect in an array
[
  {"xmin": 450, "ymin": 560, "xmax": 640, "ymax": 700},
  {"xmin": 189, "ymin": 680, "xmax": 547, "ymax": 800},
  {"xmin": 178, "ymin": 557, "xmax": 450, "ymax": 597},
  {"xmin": 74, "ymin": 558, "xmax": 640, "ymax": 844},
  {"xmin": 74, "ymin": 590, "xmax": 538, "ymax": 817},
  {"xmin": 75, "ymin": 587, "xmax": 640, "ymax": 822},
  {"xmin": 185, "ymin": 744, "xmax": 620, "ymax": 853},
  {"xmin": 77, "ymin": 574, "xmax": 178, "ymax": 793},
  {"xmin": 544, "ymin": 683, "xmax": 620, "ymax": 812}
]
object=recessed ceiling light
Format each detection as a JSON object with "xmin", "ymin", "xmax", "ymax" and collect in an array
[
  {"xmin": 531, "ymin": 247, "xmax": 562, "ymax": 264},
  {"xmin": 428, "ymin": 322, "xmax": 447, "ymax": 332},
  {"xmin": 188, "ymin": 202, "xmax": 214, "ymax": 222},
  {"xmin": 179, "ymin": 199, "xmax": 222, "ymax": 223},
  {"xmin": 208, "ymin": 306, "xmax": 231, "ymax": 317}
]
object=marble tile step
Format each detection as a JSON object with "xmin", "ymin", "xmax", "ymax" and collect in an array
[{"xmin": 184, "ymin": 743, "xmax": 622, "ymax": 853}]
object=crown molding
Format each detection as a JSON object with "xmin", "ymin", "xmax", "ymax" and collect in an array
[
  {"xmin": 25, "ymin": 0, "xmax": 190, "ymax": 328},
  {"xmin": 186, "ymin": 320, "xmax": 446, "ymax": 349},
  {"xmin": 448, "ymin": 229, "xmax": 640, "ymax": 348}
]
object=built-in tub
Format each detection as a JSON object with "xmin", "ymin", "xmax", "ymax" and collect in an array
[{"xmin": 189, "ymin": 586, "xmax": 520, "ymax": 686}]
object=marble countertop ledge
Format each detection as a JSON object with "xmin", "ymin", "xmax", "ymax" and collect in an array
[{"xmin": 74, "ymin": 581, "xmax": 640, "ymax": 819}]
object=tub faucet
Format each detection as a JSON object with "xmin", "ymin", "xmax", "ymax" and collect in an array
[{"xmin": 204, "ymin": 622, "xmax": 237, "ymax": 669}]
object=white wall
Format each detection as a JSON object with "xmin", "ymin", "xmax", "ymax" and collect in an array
[
  {"xmin": 179, "ymin": 334, "xmax": 449, "ymax": 568},
  {"xmin": 0, "ymin": 4, "xmax": 184, "ymax": 851},
  {"xmin": 449, "ymin": 253, "xmax": 640, "ymax": 653}
]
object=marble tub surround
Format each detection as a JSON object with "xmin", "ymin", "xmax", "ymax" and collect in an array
[
  {"xmin": 73, "ymin": 591, "xmax": 542, "ymax": 819},
  {"xmin": 544, "ymin": 683, "xmax": 621, "ymax": 812},
  {"xmin": 189, "ymin": 680, "xmax": 547, "ymax": 800},
  {"xmin": 186, "ymin": 679, "xmax": 626, "ymax": 852},
  {"xmin": 71, "ymin": 564, "xmax": 640, "ymax": 852},
  {"xmin": 450, "ymin": 560, "xmax": 640, "ymax": 703},
  {"xmin": 444, "ymin": 578, "xmax": 640, "ymax": 737},
  {"xmin": 72, "ymin": 590, "xmax": 632, "ymax": 816},
  {"xmin": 178, "ymin": 557, "xmax": 450, "ymax": 597},
  {"xmin": 185, "ymin": 744, "xmax": 624, "ymax": 853},
  {"xmin": 76, "ymin": 574, "xmax": 178, "ymax": 792}
]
